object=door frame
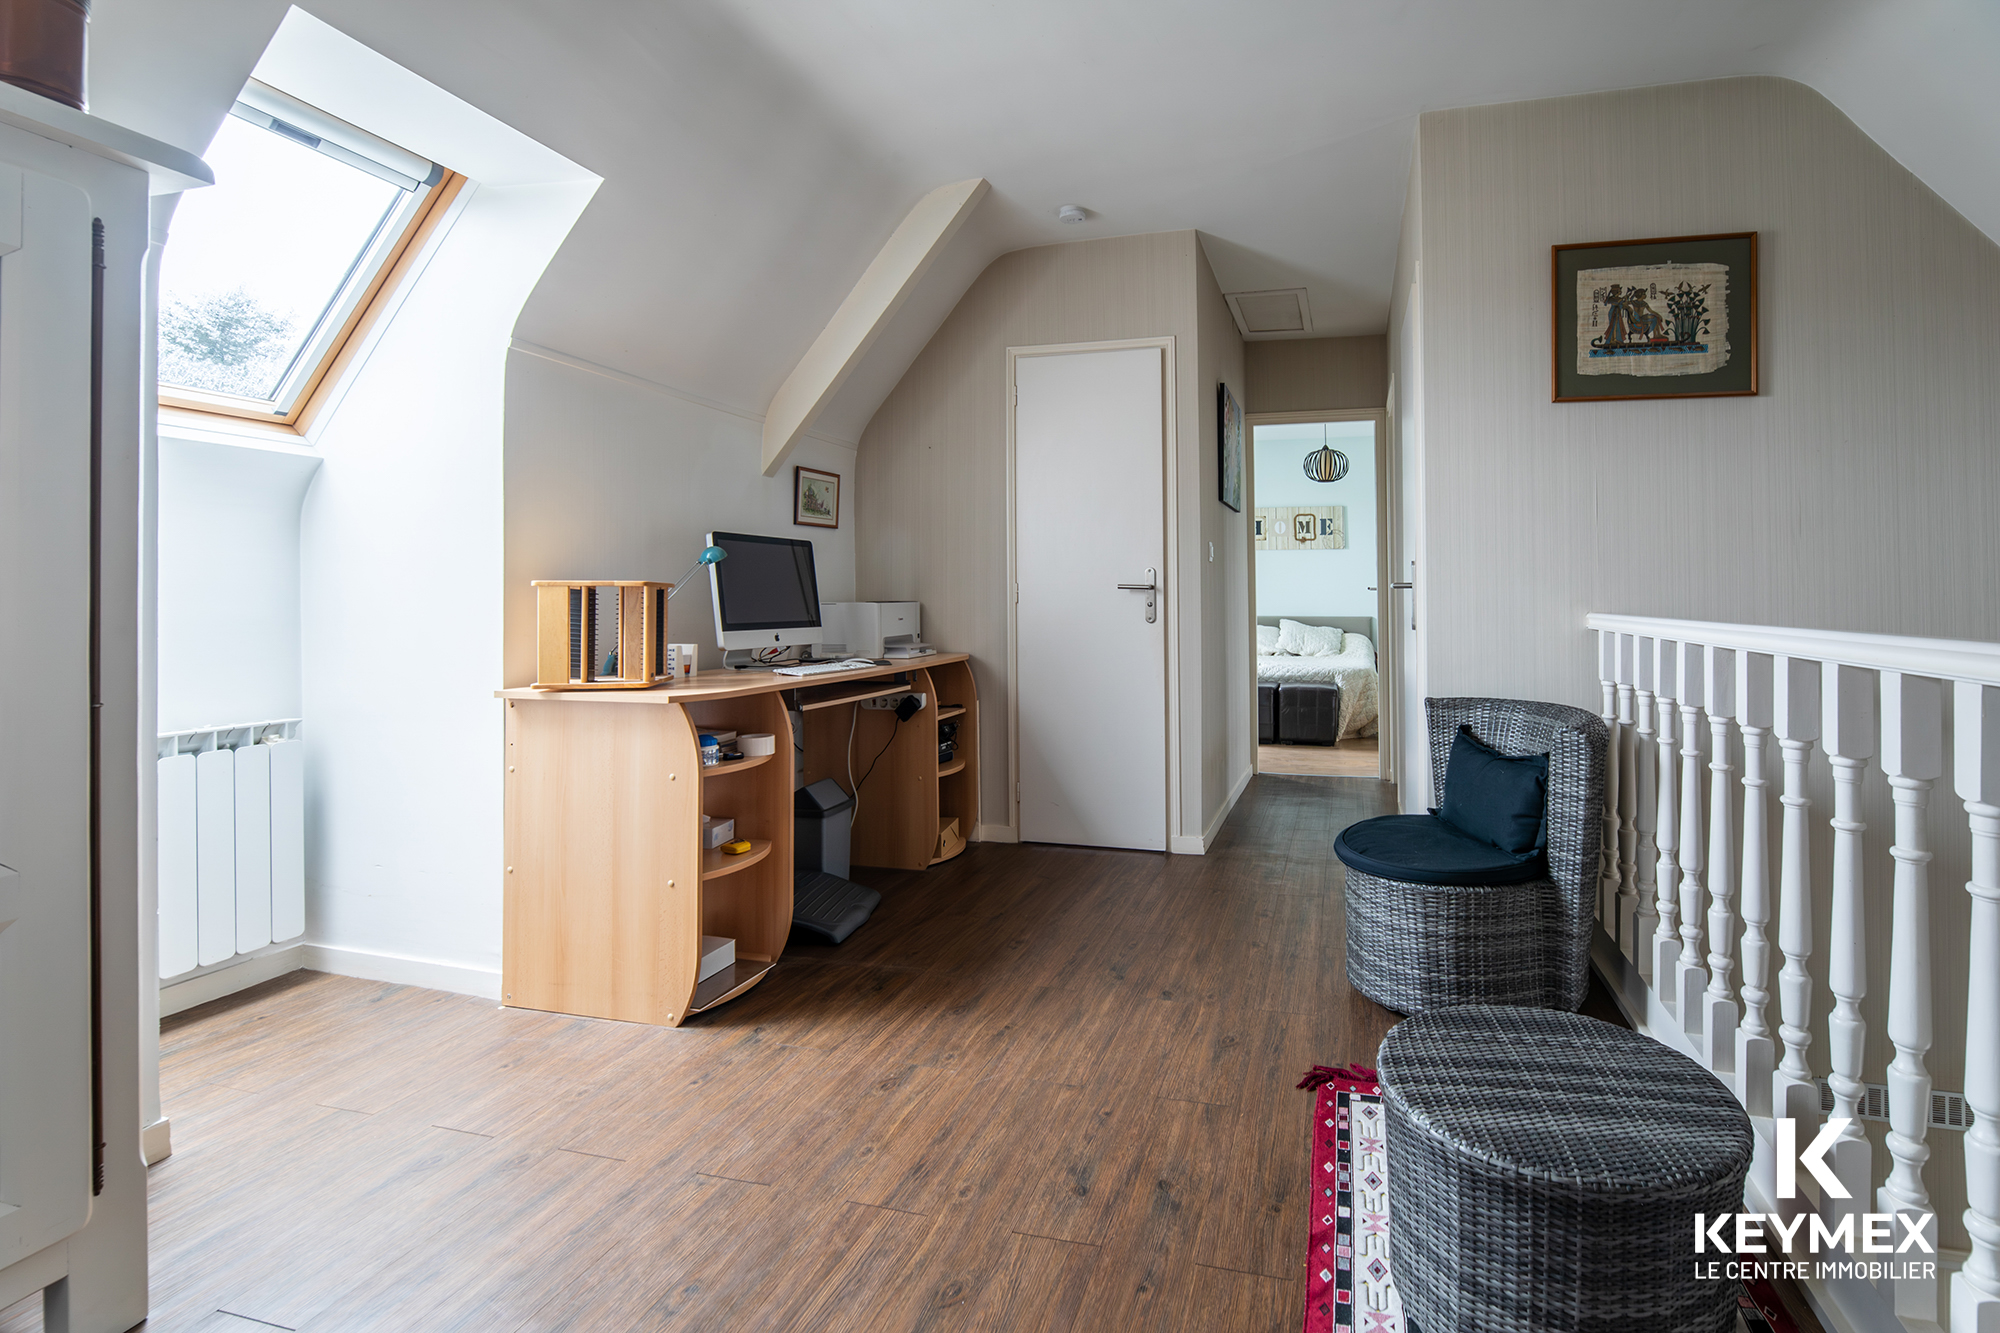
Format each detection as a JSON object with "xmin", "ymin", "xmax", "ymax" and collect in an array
[
  {"xmin": 1004, "ymin": 337, "xmax": 1179, "ymax": 844},
  {"xmin": 1242, "ymin": 406, "xmax": 1394, "ymax": 784}
]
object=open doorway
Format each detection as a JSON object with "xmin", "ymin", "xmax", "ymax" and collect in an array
[{"xmin": 1247, "ymin": 413, "xmax": 1388, "ymax": 780}]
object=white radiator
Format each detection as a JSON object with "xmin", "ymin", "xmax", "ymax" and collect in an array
[{"xmin": 158, "ymin": 720, "xmax": 305, "ymax": 979}]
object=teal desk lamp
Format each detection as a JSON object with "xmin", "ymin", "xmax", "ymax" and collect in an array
[{"xmin": 668, "ymin": 545, "xmax": 727, "ymax": 598}]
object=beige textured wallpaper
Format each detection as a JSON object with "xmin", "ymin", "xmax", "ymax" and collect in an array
[
  {"xmin": 856, "ymin": 231, "xmax": 1249, "ymax": 840},
  {"xmin": 1410, "ymin": 74, "xmax": 2000, "ymax": 1249},
  {"xmin": 1245, "ymin": 335, "xmax": 1387, "ymax": 415}
]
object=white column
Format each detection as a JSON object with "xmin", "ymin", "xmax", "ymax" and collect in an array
[
  {"xmin": 1677, "ymin": 640, "xmax": 1710, "ymax": 1036},
  {"xmin": 1734, "ymin": 651, "xmax": 1775, "ymax": 1115},
  {"xmin": 1823, "ymin": 664, "xmax": 1878, "ymax": 1240},
  {"xmin": 1878, "ymin": 671, "xmax": 1942, "ymax": 1323},
  {"xmin": 1598, "ymin": 630, "xmax": 1621, "ymax": 931},
  {"xmin": 1632, "ymin": 637, "xmax": 1660, "ymax": 979},
  {"xmin": 1615, "ymin": 633, "xmax": 1641, "ymax": 956},
  {"xmin": 1652, "ymin": 638, "xmax": 1682, "ymax": 994},
  {"xmin": 1771, "ymin": 656, "xmax": 1822, "ymax": 1135},
  {"xmin": 1702, "ymin": 645, "xmax": 1739, "ymax": 1073},
  {"xmin": 1954, "ymin": 681, "xmax": 2000, "ymax": 1333}
]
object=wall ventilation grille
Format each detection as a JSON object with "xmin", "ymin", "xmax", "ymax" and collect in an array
[{"xmin": 1814, "ymin": 1077, "xmax": 1972, "ymax": 1131}]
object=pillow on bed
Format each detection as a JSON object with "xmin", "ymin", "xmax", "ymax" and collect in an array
[
  {"xmin": 1343, "ymin": 633, "xmax": 1375, "ymax": 661},
  {"xmin": 1256, "ymin": 624, "xmax": 1281, "ymax": 655},
  {"xmin": 1277, "ymin": 619, "xmax": 1344, "ymax": 657}
]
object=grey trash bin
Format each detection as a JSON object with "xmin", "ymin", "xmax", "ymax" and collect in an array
[{"xmin": 794, "ymin": 777, "xmax": 854, "ymax": 878}]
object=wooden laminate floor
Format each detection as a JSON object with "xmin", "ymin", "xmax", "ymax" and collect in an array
[
  {"xmin": 0, "ymin": 773, "xmax": 1405, "ymax": 1333},
  {"xmin": 1256, "ymin": 738, "xmax": 1379, "ymax": 778}
]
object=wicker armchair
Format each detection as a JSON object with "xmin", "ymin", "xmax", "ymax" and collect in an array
[{"xmin": 1336, "ymin": 697, "xmax": 1606, "ymax": 1013}]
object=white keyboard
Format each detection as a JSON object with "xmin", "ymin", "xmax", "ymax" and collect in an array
[{"xmin": 771, "ymin": 659, "xmax": 879, "ymax": 678}]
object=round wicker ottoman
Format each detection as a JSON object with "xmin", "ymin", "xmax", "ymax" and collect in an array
[{"xmin": 1376, "ymin": 1006, "xmax": 1753, "ymax": 1333}]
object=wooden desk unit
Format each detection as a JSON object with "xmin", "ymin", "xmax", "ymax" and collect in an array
[{"xmin": 497, "ymin": 655, "xmax": 977, "ymax": 1027}]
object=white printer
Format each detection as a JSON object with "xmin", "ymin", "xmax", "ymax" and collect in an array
[{"xmin": 816, "ymin": 601, "xmax": 934, "ymax": 658}]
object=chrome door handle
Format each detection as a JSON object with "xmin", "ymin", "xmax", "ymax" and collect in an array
[
  {"xmin": 1118, "ymin": 569, "xmax": 1158, "ymax": 624},
  {"xmin": 1390, "ymin": 582, "xmax": 1413, "ymax": 589}
]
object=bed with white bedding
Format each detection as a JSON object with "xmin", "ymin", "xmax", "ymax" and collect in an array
[{"xmin": 1257, "ymin": 617, "xmax": 1380, "ymax": 740}]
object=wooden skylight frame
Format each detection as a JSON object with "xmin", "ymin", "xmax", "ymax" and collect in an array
[{"xmin": 158, "ymin": 166, "xmax": 468, "ymax": 436}]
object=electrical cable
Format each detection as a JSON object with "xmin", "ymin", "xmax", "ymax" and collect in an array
[{"xmin": 845, "ymin": 707, "xmax": 905, "ymax": 826}]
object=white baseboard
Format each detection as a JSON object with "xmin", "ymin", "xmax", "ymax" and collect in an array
[
  {"xmin": 160, "ymin": 940, "xmax": 502, "ymax": 1017},
  {"xmin": 301, "ymin": 944, "xmax": 502, "ymax": 1002},
  {"xmin": 1169, "ymin": 764, "xmax": 1254, "ymax": 855},
  {"xmin": 160, "ymin": 944, "xmax": 306, "ymax": 1017},
  {"xmin": 142, "ymin": 1117, "xmax": 172, "ymax": 1166},
  {"xmin": 975, "ymin": 823, "xmax": 1019, "ymax": 844}
]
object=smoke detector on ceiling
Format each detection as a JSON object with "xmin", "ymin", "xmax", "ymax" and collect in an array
[
  {"xmin": 1056, "ymin": 204, "xmax": 1089, "ymax": 224},
  {"xmin": 1224, "ymin": 287, "xmax": 1313, "ymax": 339}
]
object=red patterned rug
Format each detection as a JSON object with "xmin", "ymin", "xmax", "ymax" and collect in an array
[{"xmin": 1298, "ymin": 1065, "xmax": 1804, "ymax": 1333}]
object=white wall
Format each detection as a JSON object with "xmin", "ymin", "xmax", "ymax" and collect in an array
[
  {"xmin": 502, "ymin": 345, "xmax": 858, "ymax": 687},
  {"xmin": 245, "ymin": 12, "xmax": 599, "ymax": 993},
  {"xmin": 156, "ymin": 433, "xmax": 319, "ymax": 733},
  {"xmin": 1252, "ymin": 420, "xmax": 1377, "ymax": 625}
]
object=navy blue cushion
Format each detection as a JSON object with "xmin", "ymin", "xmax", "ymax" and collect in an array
[
  {"xmin": 1437, "ymin": 725, "xmax": 1548, "ymax": 855},
  {"xmin": 1334, "ymin": 814, "xmax": 1547, "ymax": 887}
]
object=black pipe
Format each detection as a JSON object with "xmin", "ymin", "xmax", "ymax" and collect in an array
[{"xmin": 88, "ymin": 217, "xmax": 105, "ymax": 1196}]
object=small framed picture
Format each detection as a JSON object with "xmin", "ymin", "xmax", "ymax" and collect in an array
[
  {"xmin": 1552, "ymin": 231, "xmax": 1758, "ymax": 402},
  {"xmin": 1217, "ymin": 382, "xmax": 1244, "ymax": 512},
  {"xmin": 794, "ymin": 466, "xmax": 840, "ymax": 528}
]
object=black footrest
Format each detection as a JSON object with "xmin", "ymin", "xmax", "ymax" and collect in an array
[{"xmin": 792, "ymin": 871, "xmax": 881, "ymax": 945}]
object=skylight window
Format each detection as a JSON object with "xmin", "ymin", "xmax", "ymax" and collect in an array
[{"xmin": 158, "ymin": 81, "xmax": 463, "ymax": 427}]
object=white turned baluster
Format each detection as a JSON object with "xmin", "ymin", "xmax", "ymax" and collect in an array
[
  {"xmin": 1734, "ymin": 651, "xmax": 1775, "ymax": 1115},
  {"xmin": 1632, "ymin": 637, "xmax": 1660, "ymax": 978},
  {"xmin": 1878, "ymin": 671, "xmax": 1942, "ymax": 1323},
  {"xmin": 1771, "ymin": 656, "xmax": 1822, "ymax": 1137},
  {"xmin": 1953, "ymin": 681, "xmax": 2000, "ymax": 1333},
  {"xmin": 1676, "ymin": 640, "xmax": 1710, "ymax": 1036},
  {"xmin": 1702, "ymin": 645, "xmax": 1739, "ymax": 1072},
  {"xmin": 1822, "ymin": 664, "xmax": 1878, "ymax": 1243},
  {"xmin": 1652, "ymin": 638, "xmax": 1682, "ymax": 994},
  {"xmin": 1598, "ymin": 631, "xmax": 1621, "ymax": 931},
  {"xmin": 1616, "ymin": 634, "xmax": 1641, "ymax": 956}
]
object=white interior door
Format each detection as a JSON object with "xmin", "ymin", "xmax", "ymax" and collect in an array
[
  {"xmin": 0, "ymin": 165, "xmax": 96, "ymax": 1268},
  {"xmin": 1014, "ymin": 344, "xmax": 1168, "ymax": 851}
]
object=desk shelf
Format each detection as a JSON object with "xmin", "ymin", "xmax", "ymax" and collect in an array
[
  {"xmin": 702, "ymin": 839, "xmax": 771, "ymax": 880},
  {"xmin": 937, "ymin": 705, "xmax": 967, "ymax": 721},
  {"xmin": 703, "ymin": 751, "xmax": 775, "ymax": 778}
]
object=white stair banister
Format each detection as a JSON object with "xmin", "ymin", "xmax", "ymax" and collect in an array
[
  {"xmin": 1652, "ymin": 637, "xmax": 1682, "ymax": 992},
  {"xmin": 1677, "ymin": 640, "xmax": 1710, "ymax": 1038},
  {"xmin": 1734, "ymin": 650, "xmax": 1775, "ymax": 1115},
  {"xmin": 1771, "ymin": 655, "xmax": 1822, "ymax": 1134},
  {"xmin": 1703, "ymin": 645, "xmax": 1740, "ymax": 1073},
  {"xmin": 1615, "ymin": 633, "xmax": 1642, "ymax": 957},
  {"xmin": 1879, "ymin": 670, "xmax": 1943, "ymax": 1323},
  {"xmin": 1598, "ymin": 630, "xmax": 1621, "ymax": 931},
  {"xmin": 1632, "ymin": 636, "xmax": 1661, "ymax": 980},
  {"xmin": 1953, "ymin": 680, "xmax": 2000, "ymax": 1333},
  {"xmin": 1822, "ymin": 663, "xmax": 1878, "ymax": 1239}
]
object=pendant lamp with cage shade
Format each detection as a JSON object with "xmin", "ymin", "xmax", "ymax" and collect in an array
[{"xmin": 1303, "ymin": 424, "xmax": 1349, "ymax": 483}]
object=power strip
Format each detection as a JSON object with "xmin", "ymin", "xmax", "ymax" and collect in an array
[{"xmin": 860, "ymin": 692, "xmax": 925, "ymax": 711}]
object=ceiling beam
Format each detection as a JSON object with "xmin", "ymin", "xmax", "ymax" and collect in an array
[{"xmin": 761, "ymin": 177, "xmax": 989, "ymax": 476}]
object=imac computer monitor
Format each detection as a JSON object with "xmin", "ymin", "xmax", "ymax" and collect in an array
[{"xmin": 706, "ymin": 531, "xmax": 823, "ymax": 652}]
